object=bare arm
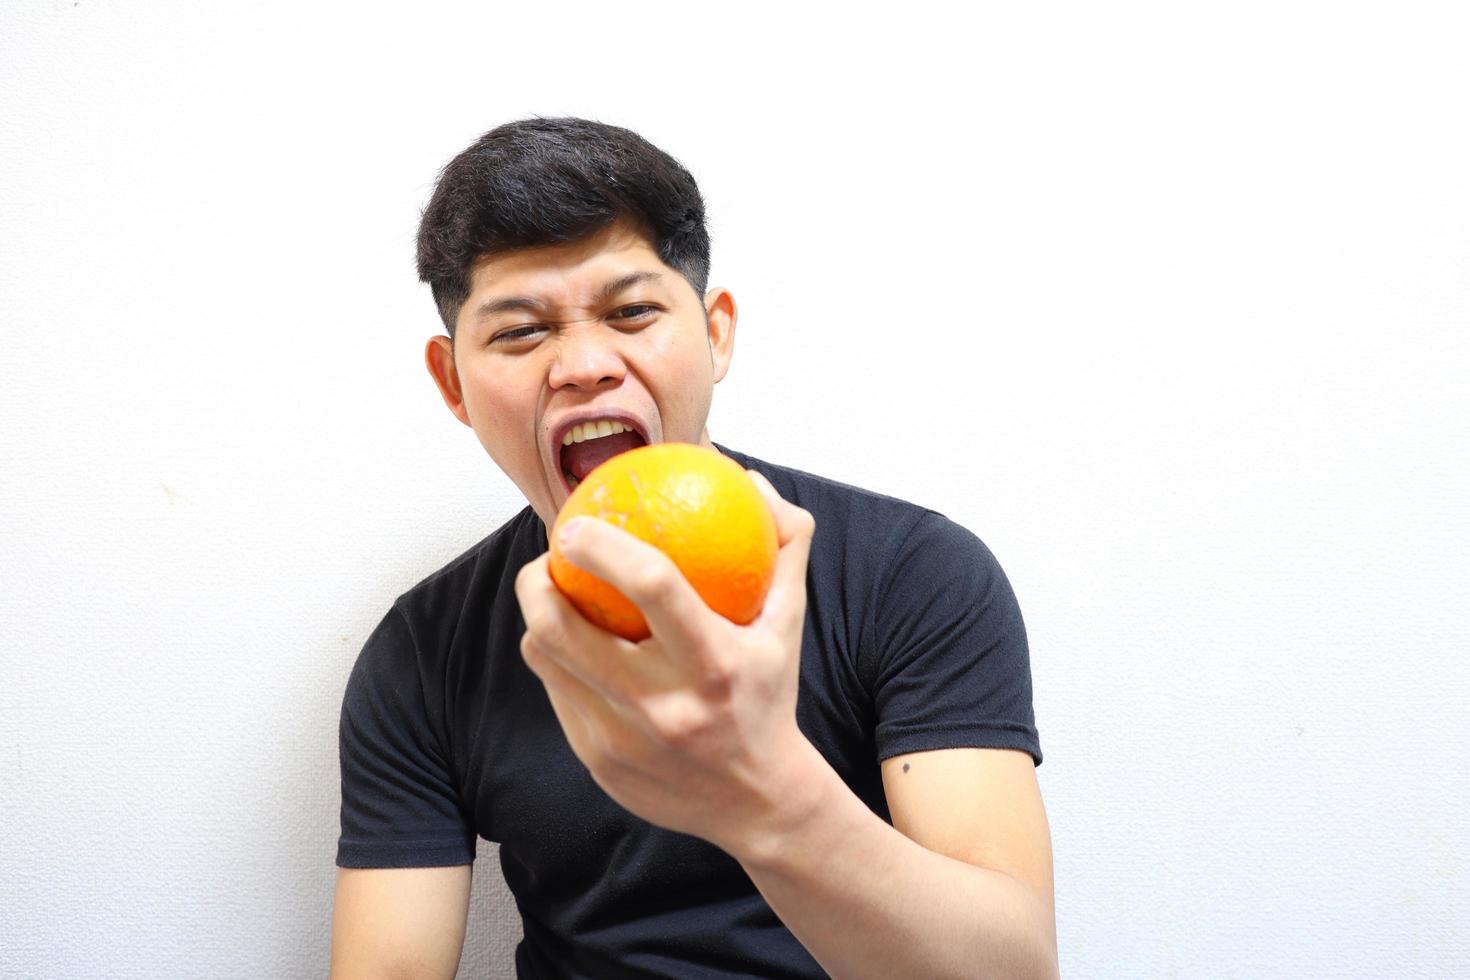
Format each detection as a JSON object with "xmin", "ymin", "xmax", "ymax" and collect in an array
[
  {"xmin": 737, "ymin": 745, "xmax": 1058, "ymax": 980},
  {"xmin": 329, "ymin": 865, "xmax": 472, "ymax": 980},
  {"xmin": 518, "ymin": 481, "xmax": 1056, "ymax": 977}
]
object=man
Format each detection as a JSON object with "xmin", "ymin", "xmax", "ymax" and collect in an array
[{"xmin": 331, "ymin": 117, "xmax": 1057, "ymax": 980}]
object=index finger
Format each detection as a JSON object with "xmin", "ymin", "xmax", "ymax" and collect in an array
[{"xmin": 556, "ymin": 516, "xmax": 716, "ymax": 653}]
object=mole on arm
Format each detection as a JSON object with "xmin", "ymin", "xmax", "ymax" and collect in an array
[{"xmin": 902, "ymin": 763, "xmax": 910, "ymax": 773}]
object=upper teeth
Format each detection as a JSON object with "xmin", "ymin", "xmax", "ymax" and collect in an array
[{"xmin": 562, "ymin": 419, "xmax": 633, "ymax": 445}]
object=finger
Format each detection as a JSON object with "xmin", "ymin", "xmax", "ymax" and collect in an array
[
  {"xmin": 556, "ymin": 516, "xmax": 713, "ymax": 654},
  {"xmin": 746, "ymin": 470, "xmax": 816, "ymax": 633},
  {"xmin": 524, "ymin": 630, "xmax": 655, "ymax": 772},
  {"xmin": 746, "ymin": 470, "xmax": 811, "ymax": 548},
  {"xmin": 516, "ymin": 553, "xmax": 644, "ymax": 706}
]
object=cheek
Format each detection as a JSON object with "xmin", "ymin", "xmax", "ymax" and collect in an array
[
  {"xmin": 464, "ymin": 363, "xmax": 538, "ymax": 440},
  {"xmin": 647, "ymin": 334, "xmax": 715, "ymax": 416}
]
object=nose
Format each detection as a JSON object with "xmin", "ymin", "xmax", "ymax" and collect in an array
[{"xmin": 547, "ymin": 321, "xmax": 627, "ymax": 392}]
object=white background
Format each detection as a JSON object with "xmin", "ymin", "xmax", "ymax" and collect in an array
[{"xmin": 3, "ymin": 2, "xmax": 1467, "ymax": 977}]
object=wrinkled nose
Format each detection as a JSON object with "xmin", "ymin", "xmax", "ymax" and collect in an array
[{"xmin": 547, "ymin": 323, "xmax": 627, "ymax": 392}]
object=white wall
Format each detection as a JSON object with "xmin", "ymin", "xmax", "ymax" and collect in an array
[{"xmin": 3, "ymin": 2, "xmax": 1467, "ymax": 977}]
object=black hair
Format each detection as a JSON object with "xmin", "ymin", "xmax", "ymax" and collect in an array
[{"xmin": 415, "ymin": 116, "xmax": 711, "ymax": 339}]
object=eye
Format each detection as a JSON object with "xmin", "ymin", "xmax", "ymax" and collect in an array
[
  {"xmin": 489, "ymin": 323, "xmax": 547, "ymax": 346},
  {"xmin": 609, "ymin": 304, "xmax": 659, "ymax": 324}
]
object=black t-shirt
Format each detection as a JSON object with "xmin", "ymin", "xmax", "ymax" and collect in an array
[{"xmin": 337, "ymin": 445, "xmax": 1042, "ymax": 979}]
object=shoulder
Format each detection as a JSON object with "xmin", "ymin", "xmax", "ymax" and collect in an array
[
  {"xmin": 716, "ymin": 444, "xmax": 933, "ymax": 530},
  {"xmin": 344, "ymin": 506, "xmax": 544, "ymax": 745},
  {"xmin": 715, "ymin": 444, "xmax": 984, "ymax": 573}
]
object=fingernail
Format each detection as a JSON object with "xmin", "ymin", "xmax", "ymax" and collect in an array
[{"xmin": 558, "ymin": 518, "xmax": 582, "ymax": 550}]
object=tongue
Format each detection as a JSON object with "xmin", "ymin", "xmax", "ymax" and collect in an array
[{"xmin": 562, "ymin": 430, "xmax": 646, "ymax": 481}]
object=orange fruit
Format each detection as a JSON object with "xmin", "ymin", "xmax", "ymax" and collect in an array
[{"xmin": 548, "ymin": 442, "xmax": 779, "ymax": 641}]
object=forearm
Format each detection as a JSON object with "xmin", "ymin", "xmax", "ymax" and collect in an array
[{"xmin": 732, "ymin": 742, "xmax": 1059, "ymax": 980}]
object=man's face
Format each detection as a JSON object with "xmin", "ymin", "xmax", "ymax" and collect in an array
[{"xmin": 425, "ymin": 218, "xmax": 736, "ymax": 528}]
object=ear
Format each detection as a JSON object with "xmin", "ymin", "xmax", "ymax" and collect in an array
[
  {"xmin": 704, "ymin": 287, "xmax": 737, "ymax": 384},
  {"xmin": 425, "ymin": 335, "xmax": 473, "ymax": 427}
]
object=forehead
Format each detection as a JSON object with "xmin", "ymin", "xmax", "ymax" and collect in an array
[{"xmin": 465, "ymin": 220, "xmax": 670, "ymax": 307}]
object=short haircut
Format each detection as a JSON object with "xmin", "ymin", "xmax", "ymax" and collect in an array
[{"xmin": 415, "ymin": 116, "xmax": 711, "ymax": 340}]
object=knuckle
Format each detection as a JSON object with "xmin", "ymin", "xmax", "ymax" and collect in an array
[
  {"xmin": 519, "ymin": 602, "xmax": 548, "ymax": 638},
  {"xmin": 524, "ymin": 613, "xmax": 567, "ymax": 654},
  {"xmin": 648, "ymin": 697, "xmax": 708, "ymax": 749},
  {"xmin": 697, "ymin": 659, "xmax": 735, "ymax": 703},
  {"xmin": 632, "ymin": 566, "xmax": 675, "ymax": 605},
  {"xmin": 515, "ymin": 566, "xmax": 546, "ymax": 608},
  {"xmin": 793, "ymin": 507, "xmax": 816, "ymax": 537},
  {"xmin": 519, "ymin": 633, "xmax": 543, "ymax": 674}
]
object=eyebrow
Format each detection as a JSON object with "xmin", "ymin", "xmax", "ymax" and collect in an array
[{"xmin": 471, "ymin": 270, "xmax": 666, "ymax": 323}]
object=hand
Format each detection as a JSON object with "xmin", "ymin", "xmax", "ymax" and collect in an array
[{"xmin": 513, "ymin": 470, "xmax": 822, "ymax": 857}]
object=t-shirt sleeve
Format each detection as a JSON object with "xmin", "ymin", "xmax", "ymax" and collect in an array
[
  {"xmin": 869, "ymin": 511, "xmax": 1043, "ymax": 766},
  {"xmin": 336, "ymin": 604, "xmax": 477, "ymax": 868}
]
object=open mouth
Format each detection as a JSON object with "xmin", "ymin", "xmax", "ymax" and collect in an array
[{"xmin": 557, "ymin": 418, "xmax": 649, "ymax": 492}]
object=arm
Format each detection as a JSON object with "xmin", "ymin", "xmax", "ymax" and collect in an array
[
  {"xmin": 329, "ymin": 865, "xmax": 472, "ymax": 980},
  {"xmin": 517, "ymin": 473, "xmax": 1054, "ymax": 978},
  {"xmin": 333, "ymin": 605, "xmax": 480, "ymax": 977},
  {"xmin": 734, "ymin": 745, "xmax": 1058, "ymax": 980}
]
